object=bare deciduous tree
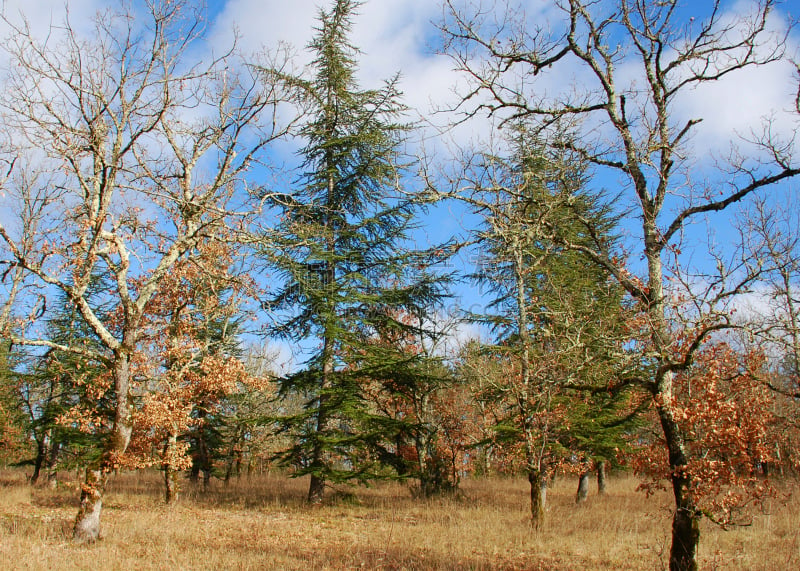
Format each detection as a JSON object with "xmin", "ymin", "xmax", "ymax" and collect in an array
[
  {"xmin": 441, "ymin": 1, "xmax": 800, "ymax": 569},
  {"xmin": 0, "ymin": 0, "xmax": 291, "ymax": 542}
]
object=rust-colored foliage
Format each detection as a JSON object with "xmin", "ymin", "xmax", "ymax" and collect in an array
[{"xmin": 631, "ymin": 342, "xmax": 779, "ymax": 525}]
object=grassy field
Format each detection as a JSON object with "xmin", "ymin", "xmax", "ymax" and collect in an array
[{"xmin": 0, "ymin": 469, "xmax": 797, "ymax": 570}]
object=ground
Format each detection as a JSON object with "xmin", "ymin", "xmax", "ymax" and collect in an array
[{"xmin": 0, "ymin": 470, "xmax": 797, "ymax": 569}]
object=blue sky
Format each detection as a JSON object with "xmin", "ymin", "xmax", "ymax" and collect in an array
[{"xmin": 1, "ymin": 0, "xmax": 799, "ymax": 369}]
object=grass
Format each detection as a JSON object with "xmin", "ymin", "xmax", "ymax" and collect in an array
[{"xmin": 0, "ymin": 469, "xmax": 797, "ymax": 570}]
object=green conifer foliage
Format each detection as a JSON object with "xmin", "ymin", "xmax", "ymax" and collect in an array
[
  {"xmin": 468, "ymin": 124, "xmax": 635, "ymax": 525},
  {"xmin": 264, "ymin": 0, "xmax": 448, "ymax": 504}
]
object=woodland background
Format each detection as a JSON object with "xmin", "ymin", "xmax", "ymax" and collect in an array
[{"xmin": 1, "ymin": 1, "xmax": 800, "ymax": 570}]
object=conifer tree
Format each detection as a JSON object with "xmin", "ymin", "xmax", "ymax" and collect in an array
[
  {"xmin": 264, "ymin": 0, "xmax": 447, "ymax": 504},
  {"xmin": 466, "ymin": 125, "xmax": 632, "ymax": 526},
  {"xmin": 16, "ymin": 278, "xmax": 113, "ymax": 484}
]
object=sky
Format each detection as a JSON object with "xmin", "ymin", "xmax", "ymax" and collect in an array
[{"xmin": 1, "ymin": 0, "xmax": 799, "ymax": 370}]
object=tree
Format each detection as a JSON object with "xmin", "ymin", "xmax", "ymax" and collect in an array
[
  {"xmin": 127, "ymin": 240, "xmax": 257, "ymax": 503},
  {"xmin": 0, "ymin": 0, "xmax": 290, "ymax": 541},
  {"xmin": 441, "ymin": 1, "xmax": 800, "ymax": 568},
  {"xmin": 737, "ymin": 196, "xmax": 800, "ymax": 473},
  {"xmin": 264, "ymin": 0, "xmax": 448, "ymax": 504},
  {"xmin": 361, "ymin": 315, "xmax": 476, "ymax": 497},
  {"xmin": 15, "ymin": 277, "xmax": 112, "ymax": 486},
  {"xmin": 457, "ymin": 125, "xmax": 631, "ymax": 527},
  {"xmin": 0, "ymin": 164, "xmax": 54, "ymax": 467}
]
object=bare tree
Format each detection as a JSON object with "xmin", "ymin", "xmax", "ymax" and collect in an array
[
  {"xmin": 441, "ymin": 1, "xmax": 799, "ymax": 569},
  {"xmin": 737, "ymin": 196, "xmax": 800, "ymax": 471},
  {"xmin": 739, "ymin": 196, "xmax": 800, "ymax": 393},
  {"xmin": 0, "ymin": 0, "xmax": 291, "ymax": 542}
]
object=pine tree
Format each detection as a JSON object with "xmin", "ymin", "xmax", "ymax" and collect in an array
[{"xmin": 264, "ymin": 0, "xmax": 447, "ymax": 504}]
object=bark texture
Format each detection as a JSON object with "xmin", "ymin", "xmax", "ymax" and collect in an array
[
  {"xmin": 73, "ymin": 468, "xmax": 106, "ymax": 543},
  {"xmin": 596, "ymin": 461, "xmax": 607, "ymax": 495},
  {"xmin": 528, "ymin": 468, "xmax": 546, "ymax": 529},
  {"xmin": 575, "ymin": 470, "xmax": 590, "ymax": 504}
]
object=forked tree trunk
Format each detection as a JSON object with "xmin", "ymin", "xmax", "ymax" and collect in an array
[
  {"xmin": 30, "ymin": 438, "xmax": 47, "ymax": 485},
  {"xmin": 596, "ymin": 460, "xmax": 607, "ymax": 495},
  {"xmin": 528, "ymin": 468, "xmax": 546, "ymax": 529},
  {"xmin": 73, "ymin": 351, "xmax": 133, "ymax": 543},
  {"xmin": 575, "ymin": 470, "xmax": 590, "ymax": 504}
]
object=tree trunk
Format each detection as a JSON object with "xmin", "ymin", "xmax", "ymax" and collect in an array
[
  {"xmin": 30, "ymin": 439, "xmax": 46, "ymax": 485},
  {"xmin": 528, "ymin": 468, "xmax": 546, "ymax": 529},
  {"xmin": 223, "ymin": 429, "xmax": 240, "ymax": 484},
  {"xmin": 45, "ymin": 440, "xmax": 61, "ymax": 488},
  {"xmin": 190, "ymin": 462, "xmax": 200, "ymax": 483},
  {"xmin": 163, "ymin": 432, "xmax": 178, "ymax": 504},
  {"xmin": 670, "ymin": 504, "xmax": 700, "ymax": 571},
  {"xmin": 73, "ymin": 350, "xmax": 133, "ymax": 543},
  {"xmin": 203, "ymin": 465, "xmax": 211, "ymax": 490},
  {"xmin": 163, "ymin": 463, "xmax": 177, "ymax": 504},
  {"xmin": 190, "ymin": 425, "xmax": 212, "ymax": 489},
  {"xmin": 575, "ymin": 470, "xmax": 590, "ymax": 504},
  {"xmin": 308, "ymin": 474, "xmax": 325, "ymax": 505},
  {"xmin": 73, "ymin": 467, "xmax": 107, "ymax": 543},
  {"xmin": 596, "ymin": 460, "xmax": 607, "ymax": 495},
  {"xmin": 656, "ymin": 371, "xmax": 700, "ymax": 571},
  {"xmin": 308, "ymin": 311, "xmax": 334, "ymax": 506}
]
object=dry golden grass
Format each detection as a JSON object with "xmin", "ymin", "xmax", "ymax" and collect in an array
[{"xmin": 0, "ymin": 469, "xmax": 797, "ymax": 570}]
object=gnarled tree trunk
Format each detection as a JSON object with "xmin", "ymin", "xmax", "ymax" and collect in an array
[{"xmin": 73, "ymin": 351, "xmax": 133, "ymax": 542}]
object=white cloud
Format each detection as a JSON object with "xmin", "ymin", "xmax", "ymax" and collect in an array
[
  {"xmin": 670, "ymin": 2, "xmax": 800, "ymax": 155},
  {"xmin": 210, "ymin": 0, "xmax": 462, "ymax": 129},
  {"xmin": 0, "ymin": 0, "xmax": 102, "ymax": 36}
]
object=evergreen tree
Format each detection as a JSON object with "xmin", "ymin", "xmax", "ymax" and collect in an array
[
  {"xmin": 265, "ymin": 0, "xmax": 448, "ymax": 504},
  {"xmin": 15, "ymin": 278, "xmax": 113, "ymax": 484},
  {"xmin": 467, "ymin": 124, "xmax": 633, "ymax": 526},
  {"xmin": 0, "ymin": 339, "xmax": 27, "ymax": 467}
]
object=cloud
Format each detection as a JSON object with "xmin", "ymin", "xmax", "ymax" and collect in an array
[
  {"xmin": 670, "ymin": 3, "xmax": 800, "ymax": 155},
  {"xmin": 208, "ymin": 1, "xmax": 481, "ymax": 143}
]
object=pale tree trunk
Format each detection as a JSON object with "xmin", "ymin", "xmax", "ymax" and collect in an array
[
  {"xmin": 73, "ymin": 350, "xmax": 133, "ymax": 542},
  {"xmin": 596, "ymin": 460, "xmax": 607, "ymax": 495},
  {"xmin": 45, "ymin": 441, "xmax": 61, "ymax": 488},
  {"xmin": 73, "ymin": 467, "xmax": 107, "ymax": 543},
  {"xmin": 575, "ymin": 470, "xmax": 590, "ymax": 504}
]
